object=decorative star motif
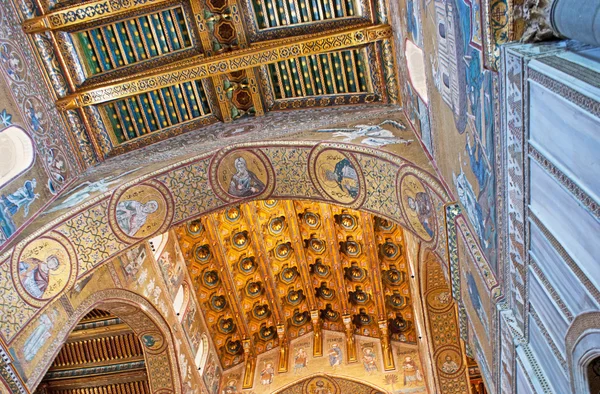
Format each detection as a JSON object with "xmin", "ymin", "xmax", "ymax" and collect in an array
[{"xmin": 0, "ymin": 109, "xmax": 12, "ymax": 127}]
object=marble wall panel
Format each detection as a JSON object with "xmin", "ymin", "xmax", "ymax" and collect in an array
[
  {"xmin": 529, "ymin": 160, "xmax": 600, "ymax": 291},
  {"xmin": 529, "ymin": 81, "xmax": 600, "ymax": 204}
]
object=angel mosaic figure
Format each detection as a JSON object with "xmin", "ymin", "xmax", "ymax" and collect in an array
[
  {"xmin": 1, "ymin": 178, "xmax": 38, "ymax": 218},
  {"xmin": 228, "ymin": 157, "xmax": 265, "ymax": 197},
  {"xmin": 402, "ymin": 356, "xmax": 423, "ymax": 386},
  {"xmin": 318, "ymin": 120, "xmax": 412, "ymax": 148},
  {"xmin": 116, "ymin": 199, "xmax": 158, "ymax": 236}
]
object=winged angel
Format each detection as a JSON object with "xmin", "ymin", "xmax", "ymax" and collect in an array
[{"xmin": 317, "ymin": 120, "xmax": 413, "ymax": 147}]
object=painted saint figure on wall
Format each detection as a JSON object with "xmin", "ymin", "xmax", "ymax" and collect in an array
[
  {"xmin": 116, "ymin": 199, "xmax": 159, "ymax": 237},
  {"xmin": 402, "ymin": 356, "xmax": 423, "ymax": 386},
  {"xmin": 328, "ymin": 343, "xmax": 343, "ymax": 369},
  {"xmin": 294, "ymin": 348, "xmax": 308, "ymax": 373},
  {"xmin": 228, "ymin": 157, "xmax": 265, "ymax": 197},
  {"xmin": 260, "ymin": 362, "xmax": 274, "ymax": 385},
  {"xmin": 19, "ymin": 254, "xmax": 61, "ymax": 299},
  {"xmin": 406, "ymin": 192, "xmax": 434, "ymax": 237},
  {"xmin": 23, "ymin": 308, "xmax": 58, "ymax": 361},
  {"xmin": 362, "ymin": 347, "xmax": 378, "ymax": 374},
  {"xmin": 325, "ymin": 158, "xmax": 359, "ymax": 199}
]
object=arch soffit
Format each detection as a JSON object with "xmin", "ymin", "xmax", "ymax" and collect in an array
[
  {"xmin": 0, "ymin": 140, "xmax": 453, "ymax": 350},
  {"xmin": 271, "ymin": 373, "xmax": 389, "ymax": 393},
  {"xmin": 26, "ymin": 289, "xmax": 182, "ymax": 394},
  {"xmin": 566, "ymin": 312, "xmax": 600, "ymax": 394}
]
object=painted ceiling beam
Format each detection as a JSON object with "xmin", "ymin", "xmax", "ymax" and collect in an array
[
  {"xmin": 241, "ymin": 203, "xmax": 285, "ymax": 326},
  {"xmin": 22, "ymin": 0, "xmax": 172, "ymax": 33},
  {"xmin": 359, "ymin": 212, "xmax": 387, "ymax": 321},
  {"xmin": 205, "ymin": 214, "xmax": 254, "ymax": 353},
  {"xmin": 56, "ymin": 24, "xmax": 392, "ymax": 110},
  {"xmin": 41, "ymin": 369, "xmax": 148, "ymax": 391},
  {"xmin": 282, "ymin": 201, "xmax": 318, "ymax": 310},
  {"xmin": 321, "ymin": 203, "xmax": 350, "ymax": 314}
]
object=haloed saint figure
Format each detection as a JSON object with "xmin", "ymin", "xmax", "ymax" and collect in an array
[
  {"xmin": 116, "ymin": 199, "xmax": 159, "ymax": 237},
  {"xmin": 19, "ymin": 254, "xmax": 61, "ymax": 299},
  {"xmin": 228, "ymin": 157, "xmax": 265, "ymax": 197}
]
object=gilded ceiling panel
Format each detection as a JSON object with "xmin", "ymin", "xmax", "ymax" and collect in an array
[{"xmin": 175, "ymin": 199, "xmax": 417, "ymax": 369}]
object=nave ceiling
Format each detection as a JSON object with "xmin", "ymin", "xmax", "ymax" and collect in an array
[{"xmin": 18, "ymin": 0, "xmax": 399, "ymax": 164}]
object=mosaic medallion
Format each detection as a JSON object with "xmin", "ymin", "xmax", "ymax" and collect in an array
[
  {"xmin": 211, "ymin": 149, "xmax": 274, "ymax": 202},
  {"xmin": 12, "ymin": 232, "xmax": 77, "ymax": 306},
  {"xmin": 109, "ymin": 180, "xmax": 174, "ymax": 243},
  {"xmin": 399, "ymin": 173, "xmax": 436, "ymax": 243},
  {"xmin": 309, "ymin": 146, "xmax": 365, "ymax": 208},
  {"xmin": 436, "ymin": 348, "xmax": 463, "ymax": 376}
]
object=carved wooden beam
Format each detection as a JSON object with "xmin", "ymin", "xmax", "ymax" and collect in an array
[
  {"xmin": 322, "ymin": 204, "xmax": 359, "ymax": 362},
  {"xmin": 321, "ymin": 203, "xmax": 350, "ymax": 314},
  {"xmin": 283, "ymin": 201, "xmax": 318, "ymax": 310},
  {"xmin": 243, "ymin": 203, "xmax": 291, "ymax": 371},
  {"xmin": 359, "ymin": 212, "xmax": 387, "ymax": 321},
  {"xmin": 65, "ymin": 323, "xmax": 133, "ymax": 342},
  {"xmin": 205, "ymin": 214, "xmax": 253, "ymax": 351},
  {"xmin": 242, "ymin": 203, "xmax": 285, "ymax": 326},
  {"xmin": 56, "ymin": 24, "xmax": 392, "ymax": 110},
  {"xmin": 22, "ymin": 0, "xmax": 172, "ymax": 33}
]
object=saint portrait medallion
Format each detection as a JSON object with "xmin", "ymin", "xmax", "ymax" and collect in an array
[
  {"xmin": 12, "ymin": 232, "xmax": 77, "ymax": 306},
  {"xmin": 210, "ymin": 148, "xmax": 274, "ymax": 202},
  {"xmin": 109, "ymin": 180, "xmax": 174, "ymax": 243},
  {"xmin": 309, "ymin": 146, "xmax": 365, "ymax": 208},
  {"xmin": 399, "ymin": 173, "xmax": 436, "ymax": 243}
]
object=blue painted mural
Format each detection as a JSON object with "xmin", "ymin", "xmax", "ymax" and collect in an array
[{"xmin": 427, "ymin": 0, "xmax": 498, "ymax": 271}]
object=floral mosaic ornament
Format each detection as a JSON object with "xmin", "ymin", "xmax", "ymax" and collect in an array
[
  {"xmin": 11, "ymin": 232, "xmax": 77, "ymax": 307},
  {"xmin": 0, "ymin": 109, "xmax": 12, "ymax": 126},
  {"xmin": 108, "ymin": 180, "xmax": 174, "ymax": 244}
]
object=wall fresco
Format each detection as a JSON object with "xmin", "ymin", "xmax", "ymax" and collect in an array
[
  {"xmin": 220, "ymin": 330, "xmax": 428, "ymax": 393},
  {"xmin": 420, "ymin": 0, "xmax": 500, "ymax": 275}
]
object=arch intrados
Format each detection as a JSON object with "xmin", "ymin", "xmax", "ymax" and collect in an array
[
  {"xmin": 25, "ymin": 141, "xmax": 450, "ymax": 279},
  {"xmin": 28, "ymin": 289, "xmax": 182, "ymax": 394},
  {"xmin": 566, "ymin": 312, "xmax": 600, "ymax": 394},
  {"xmin": 271, "ymin": 373, "xmax": 388, "ymax": 393}
]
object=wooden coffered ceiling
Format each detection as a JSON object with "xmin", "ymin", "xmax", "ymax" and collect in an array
[
  {"xmin": 35, "ymin": 309, "xmax": 150, "ymax": 394},
  {"xmin": 175, "ymin": 200, "xmax": 417, "ymax": 370},
  {"xmin": 22, "ymin": 0, "xmax": 398, "ymax": 164}
]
